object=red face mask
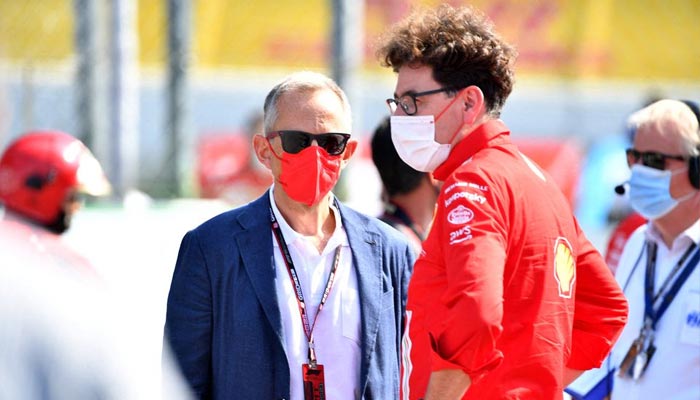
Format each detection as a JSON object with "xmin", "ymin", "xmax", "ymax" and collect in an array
[{"xmin": 270, "ymin": 145, "xmax": 342, "ymax": 206}]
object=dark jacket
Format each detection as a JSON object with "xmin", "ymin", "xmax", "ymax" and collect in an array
[{"xmin": 165, "ymin": 191, "xmax": 415, "ymax": 399}]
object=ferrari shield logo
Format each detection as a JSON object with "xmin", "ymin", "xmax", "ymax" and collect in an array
[{"xmin": 553, "ymin": 237, "xmax": 576, "ymax": 298}]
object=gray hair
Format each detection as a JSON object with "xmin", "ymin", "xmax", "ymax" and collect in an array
[
  {"xmin": 628, "ymin": 99, "xmax": 700, "ymax": 156},
  {"xmin": 262, "ymin": 71, "xmax": 352, "ymax": 133}
]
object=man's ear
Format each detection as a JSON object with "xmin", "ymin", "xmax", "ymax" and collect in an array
[
  {"xmin": 252, "ymin": 134, "xmax": 273, "ymax": 169},
  {"xmin": 461, "ymin": 86, "xmax": 486, "ymax": 125},
  {"xmin": 340, "ymin": 138, "xmax": 358, "ymax": 169}
]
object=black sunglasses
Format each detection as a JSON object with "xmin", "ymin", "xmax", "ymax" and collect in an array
[
  {"xmin": 386, "ymin": 87, "xmax": 456, "ymax": 115},
  {"xmin": 625, "ymin": 148, "xmax": 686, "ymax": 170},
  {"xmin": 267, "ymin": 130, "xmax": 351, "ymax": 156}
]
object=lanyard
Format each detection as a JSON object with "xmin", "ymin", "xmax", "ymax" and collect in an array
[
  {"xmin": 269, "ymin": 207, "xmax": 342, "ymax": 367},
  {"xmin": 643, "ymin": 241, "xmax": 699, "ymax": 330}
]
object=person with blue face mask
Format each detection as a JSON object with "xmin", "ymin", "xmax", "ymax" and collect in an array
[{"xmin": 608, "ymin": 99, "xmax": 700, "ymax": 400}]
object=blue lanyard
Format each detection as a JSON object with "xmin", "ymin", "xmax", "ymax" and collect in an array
[{"xmin": 643, "ymin": 241, "xmax": 699, "ymax": 330}]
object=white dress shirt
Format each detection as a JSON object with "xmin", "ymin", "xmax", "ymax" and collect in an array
[
  {"xmin": 611, "ymin": 219, "xmax": 700, "ymax": 400},
  {"xmin": 269, "ymin": 188, "xmax": 361, "ymax": 400}
]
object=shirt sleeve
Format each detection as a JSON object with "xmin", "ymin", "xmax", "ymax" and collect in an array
[
  {"xmin": 567, "ymin": 221, "xmax": 629, "ymax": 370},
  {"xmin": 426, "ymin": 172, "xmax": 507, "ymax": 383},
  {"xmin": 164, "ymin": 230, "xmax": 213, "ymax": 398}
]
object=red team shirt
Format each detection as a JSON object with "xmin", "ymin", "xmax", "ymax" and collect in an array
[{"xmin": 401, "ymin": 120, "xmax": 628, "ymax": 400}]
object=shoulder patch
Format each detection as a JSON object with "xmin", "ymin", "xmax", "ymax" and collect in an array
[
  {"xmin": 553, "ymin": 237, "xmax": 576, "ymax": 298},
  {"xmin": 444, "ymin": 191, "xmax": 486, "ymax": 207},
  {"xmin": 447, "ymin": 205, "xmax": 474, "ymax": 225}
]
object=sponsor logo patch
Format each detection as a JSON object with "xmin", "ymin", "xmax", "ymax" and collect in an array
[
  {"xmin": 444, "ymin": 191, "xmax": 486, "ymax": 207},
  {"xmin": 447, "ymin": 205, "xmax": 474, "ymax": 225},
  {"xmin": 443, "ymin": 181, "xmax": 489, "ymax": 194},
  {"xmin": 449, "ymin": 225, "xmax": 472, "ymax": 245},
  {"xmin": 553, "ymin": 237, "xmax": 576, "ymax": 298}
]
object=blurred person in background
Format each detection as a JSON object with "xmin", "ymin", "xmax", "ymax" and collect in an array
[
  {"xmin": 0, "ymin": 130, "xmax": 111, "ymax": 269},
  {"xmin": 377, "ymin": 5, "xmax": 628, "ymax": 399},
  {"xmin": 371, "ymin": 116, "xmax": 439, "ymax": 254},
  {"xmin": 607, "ymin": 99, "xmax": 700, "ymax": 399},
  {"xmin": 0, "ymin": 130, "xmax": 190, "ymax": 399},
  {"xmin": 165, "ymin": 71, "xmax": 415, "ymax": 399},
  {"xmin": 219, "ymin": 111, "xmax": 273, "ymax": 204}
]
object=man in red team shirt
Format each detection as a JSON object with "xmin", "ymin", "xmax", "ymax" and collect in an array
[{"xmin": 377, "ymin": 5, "xmax": 629, "ymax": 399}]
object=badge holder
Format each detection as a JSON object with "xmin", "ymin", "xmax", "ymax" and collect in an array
[
  {"xmin": 618, "ymin": 323, "xmax": 656, "ymax": 381},
  {"xmin": 302, "ymin": 342, "xmax": 326, "ymax": 400}
]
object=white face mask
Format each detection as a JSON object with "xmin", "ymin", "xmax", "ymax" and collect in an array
[{"xmin": 390, "ymin": 115, "xmax": 451, "ymax": 172}]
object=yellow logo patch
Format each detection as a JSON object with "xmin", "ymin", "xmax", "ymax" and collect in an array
[{"xmin": 553, "ymin": 237, "xmax": 576, "ymax": 298}]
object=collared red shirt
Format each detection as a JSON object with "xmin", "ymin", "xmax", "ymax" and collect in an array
[
  {"xmin": 401, "ymin": 120, "xmax": 628, "ymax": 400},
  {"xmin": 269, "ymin": 187, "xmax": 361, "ymax": 400},
  {"xmin": 611, "ymin": 218, "xmax": 700, "ymax": 400}
]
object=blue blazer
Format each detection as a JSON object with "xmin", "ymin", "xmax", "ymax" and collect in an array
[{"xmin": 165, "ymin": 191, "xmax": 415, "ymax": 399}]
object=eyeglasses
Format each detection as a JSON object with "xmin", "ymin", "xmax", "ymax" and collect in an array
[
  {"xmin": 266, "ymin": 130, "xmax": 351, "ymax": 156},
  {"xmin": 386, "ymin": 87, "xmax": 455, "ymax": 115},
  {"xmin": 625, "ymin": 148, "xmax": 686, "ymax": 170}
]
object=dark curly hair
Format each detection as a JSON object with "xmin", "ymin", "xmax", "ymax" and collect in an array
[{"xmin": 377, "ymin": 4, "xmax": 517, "ymax": 117}]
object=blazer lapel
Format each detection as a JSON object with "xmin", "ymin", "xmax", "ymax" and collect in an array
[
  {"xmin": 340, "ymin": 204, "xmax": 382, "ymax": 392},
  {"xmin": 236, "ymin": 192, "xmax": 285, "ymax": 346}
]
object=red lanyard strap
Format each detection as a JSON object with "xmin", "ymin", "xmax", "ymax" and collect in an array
[{"xmin": 269, "ymin": 207, "xmax": 342, "ymax": 366}]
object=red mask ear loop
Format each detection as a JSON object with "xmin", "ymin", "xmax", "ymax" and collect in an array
[
  {"xmin": 266, "ymin": 137, "xmax": 284, "ymax": 160},
  {"xmin": 433, "ymin": 88, "xmax": 467, "ymax": 144}
]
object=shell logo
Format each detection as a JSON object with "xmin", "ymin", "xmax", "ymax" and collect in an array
[{"xmin": 553, "ymin": 237, "xmax": 576, "ymax": 298}]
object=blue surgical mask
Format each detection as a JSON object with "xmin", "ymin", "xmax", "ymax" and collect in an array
[{"xmin": 628, "ymin": 164, "xmax": 690, "ymax": 219}]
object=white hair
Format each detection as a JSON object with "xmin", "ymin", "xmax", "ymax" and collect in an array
[
  {"xmin": 627, "ymin": 99, "xmax": 700, "ymax": 156},
  {"xmin": 262, "ymin": 71, "xmax": 352, "ymax": 133}
]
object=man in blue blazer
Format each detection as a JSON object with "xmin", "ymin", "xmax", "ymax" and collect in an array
[{"xmin": 165, "ymin": 71, "xmax": 415, "ymax": 400}]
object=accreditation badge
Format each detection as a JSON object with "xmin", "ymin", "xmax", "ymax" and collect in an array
[
  {"xmin": 618, "ymin": 327, "xmax": 656, "ymax": 381},
  {"xmin": 618, "ymin": 336, "xmax": 642, "ymax": 378},
  {"xmin": 302, "ymin": 363, "xmax": 326, "ymax": 400}
]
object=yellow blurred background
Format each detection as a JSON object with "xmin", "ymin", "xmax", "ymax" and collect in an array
[{"xmin": 2, "ymin": 0, "xmax": 699, "ymax": 80}]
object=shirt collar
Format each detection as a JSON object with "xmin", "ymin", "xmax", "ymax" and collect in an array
[
  {"xmin": 645, "ymin": 218, "xmax": 700, "ymax": 249},
  {"xmin": 269, "ymin": 186, "xmax": 302, "ymax": 247},
  {"xmin": 433, "ymin": 119, "xmax": 510, "ymax": 181},
  {"xmin": 268, "ymin": 185, "xmax": 346, "ymax": 252}
]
